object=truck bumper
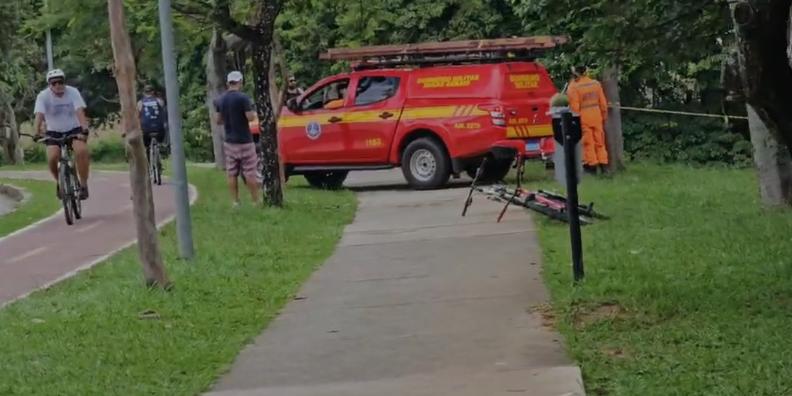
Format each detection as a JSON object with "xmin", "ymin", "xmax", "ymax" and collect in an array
[{"xmin": 493, "ymin": 138, "xmax": 556, "ymax": 160}]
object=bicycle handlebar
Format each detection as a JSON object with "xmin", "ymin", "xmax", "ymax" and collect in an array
[{"xmin": 19, "ymin": 132, "xmax": 84, "ymax": 145}]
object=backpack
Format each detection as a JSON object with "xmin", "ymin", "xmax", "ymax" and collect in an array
[{"xmin": 139, "ymin": 96, "xmax": 165, "ymax": 133}]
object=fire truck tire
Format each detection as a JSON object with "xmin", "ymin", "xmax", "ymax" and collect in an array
[
  {"xmin": 470, "ymin": 157, "xmax": 513, "ymax": 184},
  {"xmin": 401, "ymin": 137, "xmax": 451, "ymax": 190},
  {"xmin": 304, "ymin": 170, "xmax": 349, "ymax": 190}
]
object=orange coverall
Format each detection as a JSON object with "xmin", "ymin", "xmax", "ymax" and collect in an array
[{"xmin": 567, "ymin": 76, "xmax": 609, "ymax": 166}]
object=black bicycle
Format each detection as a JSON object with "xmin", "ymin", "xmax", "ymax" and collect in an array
[
  {"xmin": 24, "ymin": 133, "xmax": 83, "ymax": 225},
  {"xmin": 148, "ymin": 136, "xmax": 163, "ymax": 186}
]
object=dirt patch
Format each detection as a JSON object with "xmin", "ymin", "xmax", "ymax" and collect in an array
[
  {"xmin": 0, "ymin": 184, "xmax": 27, "ymax": 217},
  {"xmin": 528, "ymin": 303, "xmax": 557, "ymax": 329},
  {"xmin": 601, "ymin": 346, "xmax": 630, "ymax": 360},
  {"xmin": 573, "ymin": 302, "xmax": 626, "ymax": 329},
  {"xmin": 0, "ymin": 184, "xmax": 25, "ymax": 202}
]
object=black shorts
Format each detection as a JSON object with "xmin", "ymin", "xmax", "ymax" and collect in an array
[
  {"xmin": 143, "ymin": 129, "xmax": 166, "ymax": 147},
  {"xmin": 45, "ymin": 128, "xmax": 85, "ymax": 146}
]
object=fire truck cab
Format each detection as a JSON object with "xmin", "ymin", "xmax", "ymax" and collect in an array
[{"xmin": 278, "ymin": 36, "xmax": 565, "ymax": 190}]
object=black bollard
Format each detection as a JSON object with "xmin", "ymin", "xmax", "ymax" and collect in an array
[{"xmin": 560, "ymin": 111, "xmax": 584, "ymax": 282}]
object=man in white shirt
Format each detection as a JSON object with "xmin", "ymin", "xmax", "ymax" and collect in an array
[{"xmin": 34, "ymin": 69, "xmax": 91, "ymax": 200}]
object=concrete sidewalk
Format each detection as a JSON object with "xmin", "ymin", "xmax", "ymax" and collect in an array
[{"xmin": 208, "ymin": 170, "xmax": 585, "ymax": 396}]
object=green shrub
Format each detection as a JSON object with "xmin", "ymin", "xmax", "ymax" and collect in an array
[
  {"xmin": 182, "ymin": 106, "xmax": 214, "ymax": 163},
  {"xmin": 23, "ymin": 144, "xmax": 47, "ymax": 163},
  {"xmin": 91, "ymin": 140, "xmax": 127, "ymax": 163},
  {"xmin": 623, "ymin": 113, "xmax": 753, "ymax": 167}
]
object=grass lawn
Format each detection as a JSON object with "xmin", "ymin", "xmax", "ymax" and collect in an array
[
  {"xmin": 0, "ymin": 167, "xmax": 356, "ymax": 395},
  {"xmin": 531, "ymin": 163, "xmax": 792, "ymax": 395},
  {"xmin": 0, "ymin": 178, "xmax": 60, "ymax": 238}
]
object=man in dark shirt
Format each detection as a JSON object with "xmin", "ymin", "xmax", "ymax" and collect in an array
[{"xmin": 214, "ymin": 71, "xmax": 260, "ymax": 207}]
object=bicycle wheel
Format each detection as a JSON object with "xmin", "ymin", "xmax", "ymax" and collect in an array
[
  {"xmin": 154, "ymin": 145, "xmax": 162, "ymax": 186},
  {"xmin": 148, "ymin": 142, "xmax": 160, "ymax": 185},
  {"xmin": 59, "ymin": 164, "xmax": 74, "ymax": 226},
  {"xmin": 71, "ymin": 167, "xmax": 82, "ymax": 220}
]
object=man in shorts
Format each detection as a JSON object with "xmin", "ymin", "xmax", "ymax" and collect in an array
[
  {"xmin": 214, "ymin": 71, "xmax": 260, "ymax": 207},
  {"xmin": 34, "ymin": 69, "xmax": 91, "ymax": 200}
]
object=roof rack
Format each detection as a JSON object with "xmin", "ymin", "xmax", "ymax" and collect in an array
[{"xmin": 319, "ymin": 36, "xmax": 568, "ymax": 70}]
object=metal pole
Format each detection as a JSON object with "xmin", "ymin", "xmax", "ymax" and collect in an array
[
  {"xmin": 45, "ymin": 0, "xmax": 53, "ymax": 70},
  {"xmin": 158, "ymin": 0, "xmax": 194, "ymax": 259},
  {"xmin": 45, "ymin": 31, "xmax": 53, "ymax": 70},
  {"xmin": 561, "ymin": 111, "xmax": 584, "ymax": 282}
]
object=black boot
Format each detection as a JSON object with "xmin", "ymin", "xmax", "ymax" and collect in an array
[{"xmin": 583, "ymin": 165, "xmax": 597, "ymax": 175}]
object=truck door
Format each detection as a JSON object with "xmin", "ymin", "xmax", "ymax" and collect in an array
[
  {"xmin": 343, "ymin": 74, "xmax": 403, "ymax": 163},
  {"xmin": 280, "ymin": 78, "xmax": 351, "ymax": 163}
]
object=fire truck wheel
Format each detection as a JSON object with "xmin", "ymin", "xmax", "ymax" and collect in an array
[
  {"xmin": 472, "ymin": 157, "xmax": 513, "ymax": 184},
  {"xmin": 401, "ymin": 137, "xmax": 451, "ymax": 190},
  {"xmin": 304, "ymin": 170, "xmax": 349, "ymax": 190}
]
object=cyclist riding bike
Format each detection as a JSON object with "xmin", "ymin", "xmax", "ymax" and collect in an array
[
  {"xmin": 137, "ymin": 85, "xmax": 168, "ymax": 161},
  {"xmin": 34, "ymin": 69, "xmax": 91, "ymax": 200}
]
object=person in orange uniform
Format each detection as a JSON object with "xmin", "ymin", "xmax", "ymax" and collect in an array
[{"xmin": 567, "ymin": 65, "xmax": 609, "ymax": 174}]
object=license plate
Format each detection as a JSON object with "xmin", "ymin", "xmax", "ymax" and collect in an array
[{"xmin": 525, "ymin": 142, "xmax": 540, "ymax": 152}]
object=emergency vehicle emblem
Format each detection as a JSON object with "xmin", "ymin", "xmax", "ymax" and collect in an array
[{"xmin": 306, "ymin": 121, "xmax": 322, "ymax": 140}]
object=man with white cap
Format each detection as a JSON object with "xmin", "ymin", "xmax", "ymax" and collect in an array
[
  {"xmin": 34, "ymin": 69, "xmax": 91, "ymax": 200},
  {"xmin": 214, "ymin": 71, "xmax": 260, "ymax": 207}
]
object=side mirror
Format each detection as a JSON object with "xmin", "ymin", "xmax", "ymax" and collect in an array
[{"xmin": 286, "ymin": 98, "xmax": 300, "ymax": 113}]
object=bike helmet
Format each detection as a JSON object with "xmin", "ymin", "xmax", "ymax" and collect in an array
[{"xmin": 46, "ymin": 69, "xmax": 65, "ymax": 82}]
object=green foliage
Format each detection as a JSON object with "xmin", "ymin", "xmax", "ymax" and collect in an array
[
  {"xmin": 183, "ymin": 106, "xmax": 215, "ymax": 163},
  {"xmin": 278, "ymin": 0, "xmax": 521, "ymax": 84},
  {"xmin": 623, "ymin": 114, "xmax": 753, "ymax": 167},
  {"xmin": 22, "ymin": 144, "xmax": 46, "ymax": 163},
  {"xmin": 90, "ymin": 140, "xmax": 127, "ymax": 163},
  {"xmin": 0, "ymin": 0, "xmax": 41, "ymax": 124}
]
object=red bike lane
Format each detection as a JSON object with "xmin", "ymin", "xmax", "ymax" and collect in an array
[{"xmin": 0, "ymin": 170, "xmax": 195, "ymax": 308}]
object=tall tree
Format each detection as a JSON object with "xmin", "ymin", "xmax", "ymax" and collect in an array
[
  {"xmin": 107, "ymin": 0, "xmax": 170, "ymax": 287},
  {"xmin": 206, "ymin": 29, "xmax": 227, "ymax": 170},
  {"xmin": 0, "ymin": 0, "xmax": 31, "ymax": 165},
  {"xmin": 730, "ymin": 0, "xmax": 792, "ymax": 206},
  {"xmin": 211, "ymin": 0, "xmax": 284, "ymax": 207},
  {"xmin": 176, "ymin": 0, "xmax": 284, "ymax": 206}
]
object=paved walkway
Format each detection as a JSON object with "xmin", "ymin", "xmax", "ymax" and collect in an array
[
  {"xmin": 208, "ymin": 170, "xmax": 585, "ymax": 396},
  {"xmin": 0, "ymin": 170, "xmax": 193, "ymax": 308}
]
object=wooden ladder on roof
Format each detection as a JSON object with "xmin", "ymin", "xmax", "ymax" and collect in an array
[{"xmin": 319, "ymin": 36, "xmax": 569, "ymax": 70}]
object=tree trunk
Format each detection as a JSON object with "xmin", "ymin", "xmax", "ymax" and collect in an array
[
  {"xmin": 270, "ymin": 34, "xmax": 290, "ymax": 119},
  {"xmin": 0, "ymin": 97, "xmax": 23, "ymax": 165},
  {"xmin": 270, "ymin": 34, "xmax": 290, "ymax": 192},
  {"xmin": 250, "ymin": 2, "xmax": 284, "ymax": 207},
  {"xmin": 730, "ymin": 0, "xmax": 792, "ymax": 206},
  {"xmin": 746, "ymin": 104, "xmax": 792, "ymax": 205},
  {"xmin": 207, "ymin": 29, "xmax": 227, "ymax": 170},
  {"xmin": 602, "ymin": 65, "xmax": 625, "ymax": 171},
  {"xmin": 107, "ymin": 0, "xmax": 170, "ymax": 287},
  {"xmin": 268, "ymin": 42, "xmax": 280, "ymax": 115}
]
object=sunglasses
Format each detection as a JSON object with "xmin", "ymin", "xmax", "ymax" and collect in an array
[{"xmin": 49, "ymin": 80, "xmax": 65, "ymax": 86}]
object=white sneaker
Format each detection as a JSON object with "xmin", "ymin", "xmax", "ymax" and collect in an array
[{"xmin": 232, "ymin": 201, "xmax": 241, "ymax": 209}]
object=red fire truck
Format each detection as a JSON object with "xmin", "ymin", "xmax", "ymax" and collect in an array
[{"xmin": 278, "ymin": 36, "xmax": 565, "ymax": 189}]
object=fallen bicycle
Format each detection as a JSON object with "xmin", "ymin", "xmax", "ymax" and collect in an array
[{"xmin": 463, "ymin": 184, "xmax": 608, "ymax": 225}]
